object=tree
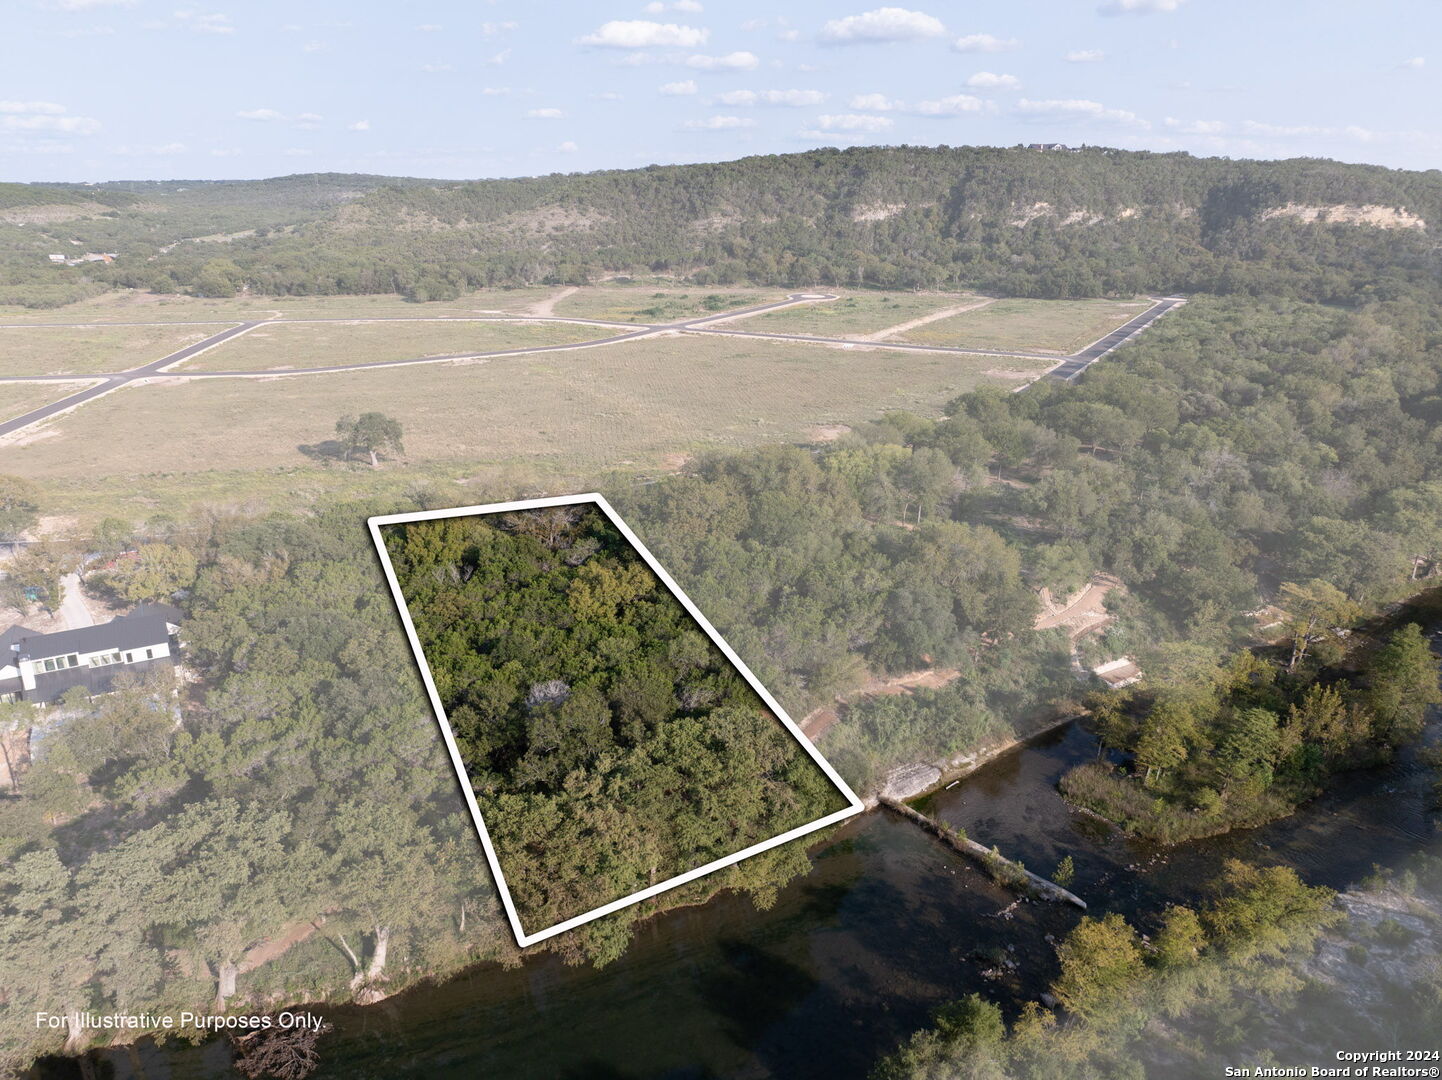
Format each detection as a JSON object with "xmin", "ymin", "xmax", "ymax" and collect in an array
[
  {"xmin": 335, "ymin": 412, "xmax": 405, "ymax": 468},
  {"xmin": 1215, "ymin": 707, "xmax": 1281, "ymax": 790},
  {"xmin": 1051, "ymin": 912, "xmax": 1145, "ymax": 1018},
  {"xmin": 0, "ymin": 475, "xmax": 39, "ymax": 541},
  {"xmin": 1278, "ymin": 580, "xmax": 1362, "ymax": 673},
  {"xmin": 101, "ymin": 543, "xmax": 197, "ymax": 604},
  {"xmin": 1203, "ymin": 859, "xmax": 1337, "ymax": 958},
  {"xmin": 3, "ymin": 540, "xmax": 75, "ymax": 613},
  {"xmin": 1365, "ymin": 624, "xmax": 1442, "ymax": 744},
  {"xmin": 1151, "ymin": 905, "xmax": 1205, "ymax": 969}
]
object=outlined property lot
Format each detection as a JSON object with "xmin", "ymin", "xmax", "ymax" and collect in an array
[{"xmin": 369, "ymin": 493, "xmax": 865, "ymax": 947}]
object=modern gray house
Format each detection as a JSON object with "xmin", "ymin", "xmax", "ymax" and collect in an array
[{"xmin": 0, "ymin": 604, "xmax": 180, "ymax": 705}]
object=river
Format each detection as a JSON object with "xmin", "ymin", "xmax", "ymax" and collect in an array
[{"xmin": 83, "ymin": 632, "xmax": 1440, "ymax": 1080}]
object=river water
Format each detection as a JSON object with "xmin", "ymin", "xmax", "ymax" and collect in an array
[{"xmin": 87, "ymin": 633, "xmax": 1441, "ymax": 1080}]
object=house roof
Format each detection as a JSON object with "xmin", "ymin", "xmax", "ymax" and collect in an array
[
  {"xmin": 129, "ymin": 602, "xmax": 184, "ymax": 626},
  {"xmin": 1, "ymin": 624, "xmax": 37, "ymax": 656},
  {"xmin": 15, "ymin": 613, "xmax": 170, "ymax": 661}
]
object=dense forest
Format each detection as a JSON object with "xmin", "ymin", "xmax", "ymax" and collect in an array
[
  {"xmin": 3, "ymin": 146, "xmax": 1439, "ymax": 305},
  {"xmin": 379, "ymin": 504, "xmax": 848, "ymax": 932}
]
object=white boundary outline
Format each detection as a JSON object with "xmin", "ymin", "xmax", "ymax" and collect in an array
[{"xmin": 368, "ymin": 493, "xmax": 865, "ymax": 948}]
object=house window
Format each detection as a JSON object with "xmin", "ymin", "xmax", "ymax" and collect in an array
[
  {"xmin": 125, "ymin": 653, "xmax": 133, "ymax": 664},
  {"xmin": 145, "ymin": 648, "xmax": 153, "ymax": 660}
]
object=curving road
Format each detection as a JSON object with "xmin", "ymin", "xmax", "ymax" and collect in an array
[{"xmin": 0, "ymin": 292, "xmax": 1185, "ymax": 441}]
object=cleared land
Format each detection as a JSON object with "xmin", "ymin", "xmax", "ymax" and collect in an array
[
  {"xmin": 7, "ymin": 334, "xmax": 1054, "ymax": 509},
  {"xmin": 0, "ymin": 324, "xmax": 229, "ymax": 376},
  {"xmin": 179, "ymin": 319, "xmax": 615, "ymax": 371},
  {"xmin": 0, "ymin": 287, "xmax": 560, "ymax": 325},
  {"xmin": 732, "ymin": 293, "xmax": 980, "ymax": 338},
  {"xmin": 0, "ymin": 380, "xmax": 102, "ymax": 424},
  {"xmin": 895, "ymin": 297, "xmax": 1153, "ymax": 354},
  {"xmin": 551, "ymin": 287, "xmax": 783, "ymax": 324}
]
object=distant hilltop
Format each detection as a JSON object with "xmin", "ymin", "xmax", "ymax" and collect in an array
[{"xmin": 2, "ymin": 145, "xmax": 1437, "ymax": 308}]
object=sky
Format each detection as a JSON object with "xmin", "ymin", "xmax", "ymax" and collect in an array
[{"xmin": 3, "ymin": 0, "xmax": 1439, "ymax": 183}]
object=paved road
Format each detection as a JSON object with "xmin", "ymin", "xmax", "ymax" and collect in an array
[
  {"xmin": 1045, "ymin": 296, "xmax": 1186, "ymax": 381},
  {"xmin": 0, "ymin": 321, "xmax": 259, "ymax": 438},
  {"xmin": 0, "ymin": 293, "xmax": 1184, "ymax": 440}
]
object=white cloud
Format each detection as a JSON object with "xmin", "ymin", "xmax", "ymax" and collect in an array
[
  {"xmin": 236, "ymin": 108, "xmax": 283, "ymax": 121},
  {"xmin": 0, "ymin": 110, "xmax": 101, "ymax": 135},
  {"xmin": 1164, "ymin": 116, "xmax": 1224, "ymax": 135},
  {"xmin": 481, "ymin": 21, "xmax": 519, "ymax": 35},
  {"xmin": 1400, "ymin": 56, "xmax": 1425, "ymax": 68},
  {"xmin": 717, "ymin": 88, "xmax": 826, "ymax": 106},
  {"xmin": 646, "ymin": 0, "xmax": 703, "ymax": 11},
  {"xmin": 820, "ymin": 7, "xmax": 945, "ymax": 44},
  {"xmin": 301, "ymin": 41, "xmax": 328, "ymax": 53},
  {"xmin": 294, "ymin": 112, "xmax": 323, "ymax": 129},
  {"xmin": 817, "ymin": 113, "xmax": 894, "ymax": 132},
  {"xmin": 952, "ymin": 33, "xmax": 1019, "ymax": 53},
  {"xmin": 526, "ymin": 107, "xmax": 565, "ymax": 119},
  {"xmin": 1066, "ymin": 49, "xmax": 1105, "ymax": 62},
  {"xmin": 594, "ymin": 90, "xmax": 624, "ymax": 100},
  {"xmin": 580, "ymin": 19, "xmax": 709, "ymax": 48},
  {"xmin": 46, "ymin": 0, "xmax": 134, "ymax": 8},
  {"xmin": 660, "ymin": 80, "xmax": 699, "ymax": 95},
  {"xmin": 1098, "ymin": 0, "xmax": 1184, "ymax": 13},
  {"xmin": 1015, "ymin": 98, "xmax": 1148, "ymax": 127},
  {"xmin": 486, "ymin": 49, "xmax": 511, "ymax": 65},
  {"xmin": 420, "ymin": 61, "xmax": 452, "ymax": 72},
  {"xmin": 114, "ymin": 141, "xmax": 186, "ymax": 155},
  {"xmin": 0, "ymin": 101, "xmax": 68, "ymax": 115},
  {"xmin": 914, "ymin": 94, "xmax": 984, "ymax": 116},
  {"xmin": 685, "ymin": 50, "xmax": 760, "ymax": 69},
  {"xmin": 966, "ymin": 72, "xmax": 1020, "ymax": 90},
  {"xmin": 558, "ymin": 140, "xmax": 579, "ymax": 152},
  {"xmin": 849, "ymin": 93, "xmax": 902, "ymax": 111},
  {"xmin": 417, "ymin": 23, "xmax": 442, "ymax": 32},
  {"xmin": 683, "ymin": 114, "xmax": 756, "ymax": 129},
  {"xmin": 172, "ymin": 10, "xmax": 234, "ymax": 34},
  {"xmin": 348, "ymin": 119, "xmax": 370, "ymax": 131}
]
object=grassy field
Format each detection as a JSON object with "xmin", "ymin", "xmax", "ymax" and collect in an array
[
  {"xmin": 0, "ymin": 287, "xmax": 563, "ymax": 324},
  {"xmin": 895, "ymin": 297, "xmax": 1153, "ymax": 354},
  {"xmin": 730, "ymin": 292, "xmax": 982, "ymax": 337},
  {"xmin": 0, "ymin": 324, "xmax": 229, "ymax": 376},
  {"xmin": 550, "ymin": 287, "xmax": 783, "ymax": 324},
  {"xmin": 180, "ymin": 319, "xmax": 618, "ymax": 371},
  {"xmin": 1, "ymin": 380, "xmax": 101, "ymax": 424},
  {"xmin": 10, "ymin": 334, "xmax": 1054, "ymax": 520}
]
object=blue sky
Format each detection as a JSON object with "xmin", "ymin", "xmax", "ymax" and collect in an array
[{"xmin": 4, "ymin": 0, "xmax": 1438, "ymax": 182}]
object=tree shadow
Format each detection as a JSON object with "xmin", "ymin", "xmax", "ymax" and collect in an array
[{"xmin": 297, "ymin": 439, "xmax": 350, "ymax": 464}]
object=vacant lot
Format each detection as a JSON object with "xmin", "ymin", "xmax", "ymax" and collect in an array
[
  {"xmin": 733, "ymin": 292, "xmax": 979, "ymax": 337},
  {"xmin": 551, "ymin": 287, "xmax": 783, "ymax": 324},
  {"xmin": 1, "ymin": 380, "xmax": 101, "ymax": 424},
  {"xmin": 180, "ymin": 319, "xmax": 616, "ymax": 371},
  {"xmin": 896, "ymin": 297, "xmax": 1153, "ymax": 354},
  {"xmin": 0, "ymin": 324, "xmax": 229, "ymax": 376},
  {"xmin": 0, "ymin": 287, "xmax": 562, "ymax": 325},
  {"xmin": 11, "ymin": 334, "xmax": 1054, "ymax": 518}
]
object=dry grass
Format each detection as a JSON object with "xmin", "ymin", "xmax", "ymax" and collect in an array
[
  {"xmin": 1, "ymin": 381, "xmax": 102, "ymax": 424},
  {"xmin": 734, "ymin": 292, "xmax": 977, "ymax": 337},
  {"xmin": 179, "ymin": 319, "xmax": 618, "ymax": 372},
  {"xmin": 11, "ymin": 333, "xmax": 1054, "ymax": 519},
  {"xmin": 551, "ymin": 287, "xmax": 783, "ymax": 324},
  {"xmin": 0, "ymin": 324, "xmax": 228, "ymax": 376},
  {"xmin": 0, "ymin": 287, "xmax": 560, "ymax": 325},
  {"xmin": 897, "ymin": 297, "xmax": 1153, "ymax": 354}
]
